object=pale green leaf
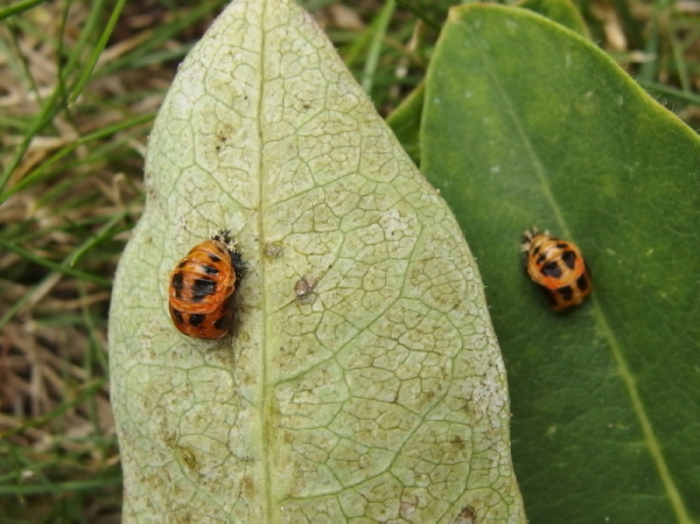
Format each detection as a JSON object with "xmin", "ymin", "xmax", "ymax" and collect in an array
[{"xmin": 108, "ymin": 0, "xmax": 524, "ymax": 521}]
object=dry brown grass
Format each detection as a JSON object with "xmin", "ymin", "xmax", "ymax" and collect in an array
[{"xmin": 0, "ymin": 1, "xmax": 227, "ymax": 519}]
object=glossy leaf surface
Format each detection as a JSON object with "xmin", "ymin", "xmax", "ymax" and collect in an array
[{"xmin": 422, "ymin": 4, "xmax": 700, "ymax": 522}]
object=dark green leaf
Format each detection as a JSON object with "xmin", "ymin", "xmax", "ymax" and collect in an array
[
  {"xmin": 386, "ymin": 0, "xmax": 588, "ymax": 168},
  {"xmin": 422, "ymin": 4, "xmax": 699, "ymax": 522},
  {"xmin": 519, "ymin": 0, "xmax": 589, "ymax": 37}
]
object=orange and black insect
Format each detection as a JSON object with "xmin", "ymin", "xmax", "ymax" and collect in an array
[
  {"xmin": 168, "ymin": 231, "xmax": 245, "ymax": 339},
  {"xmin": 521, "ymin": 227, "xmax": 592, "ymax": 310}
]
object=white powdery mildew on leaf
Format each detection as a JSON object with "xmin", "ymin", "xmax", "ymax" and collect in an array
[{"xmin": 109, "ymin": 0, "xmax": 524, "ymax": 522}]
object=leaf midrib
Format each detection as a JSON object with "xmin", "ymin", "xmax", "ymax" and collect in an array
[
  {"xmin": 591, "ymin": 302, "xmax": 691, "ymax": 523},
  {"xmin": 257, "ymin": 0, "xmax": 274, "ymax": 521}
]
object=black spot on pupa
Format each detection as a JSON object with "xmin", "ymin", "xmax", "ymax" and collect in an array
[
  {"xmin": 562, "ymin": 250, "xmax": 577, "ymax": 270},
  {"xmin": 171, "ymin": 307, "xmax": 184, "ymax": 324},
  {"xmin": 555, "ymin": 285, "xmax": 574, "ymax": 301},
  {"xmin": 188, "ymin": 313, "xmax": 205, "ymax": 327},
  {"xmin": 202, "ymin": 265, "xmax": 219, "ymax": 275},
  {"xmin": 171, "ymin": 272, "xmax": 185, "ymax": 298},
  {"xmin": 577, "ymin": 273, "xmax": 589, "ymax": 292},
  {"xmin": 540, "ymin": 261, "xmax": 561, "ymax": 278},
  {"xmin": 208, "ymin": 253, "xmax": 222, "ymax": 263},
  {"xmin": 213, "ymin": 315, "xmax": 228, "ymax": 331},
  {"xmin": 191, "ymin": 278, "xmax": 216, "ymax": 301},
  {"xmin": 178, "ymin": 261, "xmax": 187, "ymax": 268}
]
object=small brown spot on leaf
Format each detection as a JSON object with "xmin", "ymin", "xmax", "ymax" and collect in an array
[
  {"xmin": 453, "ymin": 505, "xmax": 476, "ymax": 524},
  {"xmin": 264, "ymin": 242, "xmax": 284, "ymax": 259},
  {"xmin": 294, "ymin": 274, "xmax": 319, "ymax": 303}
]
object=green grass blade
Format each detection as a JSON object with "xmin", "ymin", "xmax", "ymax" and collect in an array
[
  {"xmin": 0, "ymin": 0, "xmax": 47, "ymax": 21},
  {"xmin": 361, "ymin": 0, "xmax": 395, "ymax": 94},
  {"xmin": 0, "ymin": 237, "xmax": 113, "ymax": 288},
  {"xmin": 68, "ymin": 0, "xmax": 128, "ymax": 103}
]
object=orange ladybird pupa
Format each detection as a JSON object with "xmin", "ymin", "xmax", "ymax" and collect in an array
[
  {"xmin": 521, "ymin": 227, "xmax": 592, "ymax": 311},
  {"xmin": 168, "ymin": 230, "xmax": 246, "ymax": 339}
]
